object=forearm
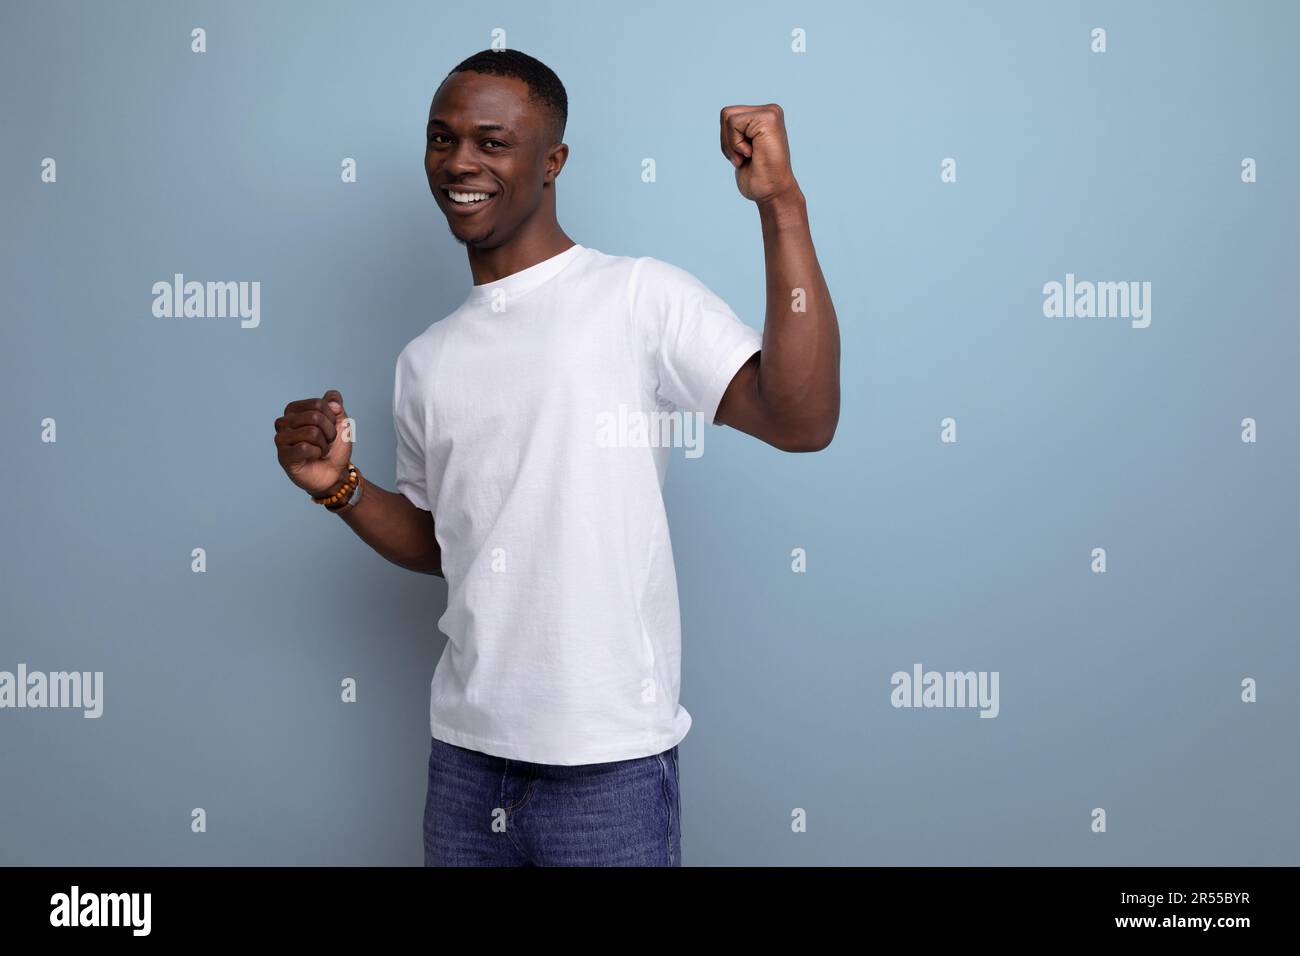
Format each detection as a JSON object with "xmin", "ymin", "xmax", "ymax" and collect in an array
[
  {"xmin": 755, "ymin": 187, "xmax": 840, "ymax": 443},
  {"xmin": 333, "ymin": 476, "xmax": 444, "ymax": 577}
]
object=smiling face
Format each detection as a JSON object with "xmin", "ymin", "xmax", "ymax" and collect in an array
[{"xmin": 425, "ymin": 71, "xmax": 566, "ymax": 249}]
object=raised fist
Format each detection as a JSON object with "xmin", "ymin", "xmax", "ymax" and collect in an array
[{"xmin": 274, "ymin": 389, "xmax": 354, "ymax": 496}]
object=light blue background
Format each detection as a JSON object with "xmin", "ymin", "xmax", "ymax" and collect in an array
[{"xmin": 2, "ymin": 0, "xmax": 1296, "ymax": 865}]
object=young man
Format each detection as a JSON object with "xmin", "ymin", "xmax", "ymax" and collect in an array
[{"xmin": 273, "ymin": 50, "xmax": 839, "ymax": 866}]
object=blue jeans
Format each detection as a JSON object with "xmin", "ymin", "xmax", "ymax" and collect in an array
[{"xmin": 423, "ymin": 735, "xmax": 682, "ymax": 866}]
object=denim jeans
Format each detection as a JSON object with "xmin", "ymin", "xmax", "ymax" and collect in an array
[{"xmin": 423, "ymin": 735, "xmax": 682, "ymax": 866}]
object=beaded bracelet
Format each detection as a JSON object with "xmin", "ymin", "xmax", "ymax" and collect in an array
[
  {"xmin": 312, "ymin": 463, "xmax": 359, "ymax": 508},
  {"xmin": 327, "ymin": 471, "xmax": 364, "ymax": 515}
]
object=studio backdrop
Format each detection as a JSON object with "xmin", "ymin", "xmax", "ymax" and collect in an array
[{"xmin": 2, "ymin": 0, "xmax": 1297, "ymax": 865}]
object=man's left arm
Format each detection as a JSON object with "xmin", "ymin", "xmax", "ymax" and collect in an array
[{"xmin": 713, "ymin": 103, "xmax": 841, "ymax": 452}]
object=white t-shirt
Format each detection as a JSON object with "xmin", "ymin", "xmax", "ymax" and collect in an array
[{"xmin": 393, "ymin": 242, "xmax": 762, "ymax": 765}]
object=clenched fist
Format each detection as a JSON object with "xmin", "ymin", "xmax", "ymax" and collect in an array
[
  {"xmin": 719, "ymin": 103, "xmax": 799, "ymax": 205},
  {"xmin": 274, "ymin": 389, "xmax": 354, "ymax": 496}
]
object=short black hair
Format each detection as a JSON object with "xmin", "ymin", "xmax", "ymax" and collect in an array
[{"xmin": 443, "ymin": 49, "xmax": 568, "ymax": 145}]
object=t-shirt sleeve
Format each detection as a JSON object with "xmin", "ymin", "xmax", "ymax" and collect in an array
[
  {"xmin": 628, "ymin": 256, "xmax": 763, "ymax": 425},
  {"xmin": 392, "ymin": 346, "xmax": 431, "ymax": 512}
]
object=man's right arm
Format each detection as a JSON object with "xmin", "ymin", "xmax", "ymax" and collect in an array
[{"xmin": 335, "ymin": 477, "xmax": 443, "ymax": 577}]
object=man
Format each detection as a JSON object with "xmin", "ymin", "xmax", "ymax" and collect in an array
[{"xmin": 273, "ymin": 49, "xmax": 839, "ymax": 866}]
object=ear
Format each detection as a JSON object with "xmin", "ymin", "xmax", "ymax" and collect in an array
[{"xmin": 545, "ymin": 143, "xmax": 569, "ymax": 184}]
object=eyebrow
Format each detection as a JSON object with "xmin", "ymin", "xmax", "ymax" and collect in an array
[{"xmin": 427, "ymin": 119, "xmax": 515, "ymax": 135}]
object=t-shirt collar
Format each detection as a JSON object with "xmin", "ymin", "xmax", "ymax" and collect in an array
[{"xmin": 466, "ymin": 243, "xmax": 586, "ymax": 304}]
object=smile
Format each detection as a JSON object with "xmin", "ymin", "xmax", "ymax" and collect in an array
[{"xmin": 443, "ymin": 187, "xmax": 498, "ymax": 210}]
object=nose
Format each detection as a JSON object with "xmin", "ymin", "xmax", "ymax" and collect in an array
[{"xmin": 442, "ymin": 138, "xmax": 483, "ymax": 176}]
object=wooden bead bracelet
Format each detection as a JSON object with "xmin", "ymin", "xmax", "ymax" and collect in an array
[{"xmin": 312, "ymin": 463, "xmax": 360, "ymax": 508}]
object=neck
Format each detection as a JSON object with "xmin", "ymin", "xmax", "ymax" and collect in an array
[{"xmin": 466, "ymin": 216, "xmax": 576, "ymax": 286}]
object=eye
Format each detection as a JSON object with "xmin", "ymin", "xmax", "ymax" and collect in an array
[
  {"xmin": 428, "ymin": 133, "xmax": 450, "ymax": 145},
  {"xmin": 483, "ymin": 139, "xmax": 507, "ymax": 149}
]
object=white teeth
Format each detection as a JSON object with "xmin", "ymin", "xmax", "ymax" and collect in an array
[{"xmin": 448, "ymin": 190, "xmax": 492, "ymax": 203}]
